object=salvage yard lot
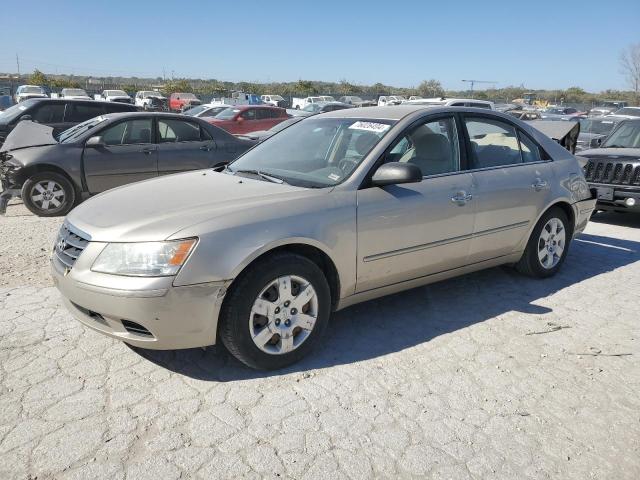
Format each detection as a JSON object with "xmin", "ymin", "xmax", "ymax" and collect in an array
[{"xmin": 1, "ymin": 201, "xmax": 639, "ymax": 479}]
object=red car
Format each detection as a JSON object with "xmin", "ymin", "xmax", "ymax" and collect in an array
[
  {"xmin": 206, "ymin": 105, "xmax": 289, "ymax": 134},
  {"xmin": 169, "ymin": 93, "xmax": 202, "ymax": 112}
]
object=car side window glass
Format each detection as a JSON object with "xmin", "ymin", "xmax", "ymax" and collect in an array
[
  {"xmin": 66, "ymin": 104, "xmax": 103, "ymax": 123},
  {"xmin": 387, "ymin": 117, "xmax": 460, "ymax": 176},
  {"xmin": 158, "ymin": 119, "xmax": 201, "ymax": 143},
  {"xmin": 465, "ymin": 117, "xmax": 521, "ymax": 168},
  {"xmin": 101, "ymin": 119, "xmax": 153, "ymax": 146},
  {"xmin": 518, "ymin": 132, "xmax": 542, "ymax": 163},
  {"xmin": 241, "ymin": 109, "xmax": 257, "ymax": 120},
  {"xmin": 31, "ymin": 104, "xmax": 65, "ymax": 123}
]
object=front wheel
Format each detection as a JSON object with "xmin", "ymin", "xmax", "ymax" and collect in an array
[
  {"xmin": 21, "ymin": 172, "xmax": 76, "ymax": 217},
  {"xmin": 516, "ymin": 207, "xmax": 570, "ymax": 278},
  {"xmin": 219, "ymin": 253, "xmax": 331, "ymax": 370}
]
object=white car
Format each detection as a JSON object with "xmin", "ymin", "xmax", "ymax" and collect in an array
[
  {"xmin": 261, "ymin": 95, "xmax": 286, "ymax": 107},
  {"xmin": 100, "ymin": 89, "xmax": 133, "ymax": 104},
  {"xmin": 183, "ymin": 103, "xmax": 232, "ymax": 118},
  {"xmin": 378, "ymin": 95, "xmax": 406, "ymax": 106},
  {"xmin": 610, "ymin": 107, "xmax": 640, "ymax": 119},
  {"xmin": 291, "ymin": 96, "xmax": 324, "ymax": 109},
  {"xmin": 60, "ymin": 88, "xmax": 91, "ymax": 100},
  {"xmin": 134, "ymin": 90, "xmax": 166, "ymax": 109},
  {"xmin": 402, "ymin": 97, "xmax": 494, "ymax": 110},
  {"xmin": 14, "ymin": 85, "xmax": 48, "ymax": 103}
]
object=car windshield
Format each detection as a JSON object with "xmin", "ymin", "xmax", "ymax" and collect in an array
[
  {"xmin": 227, "ymin": 117, "xmax": 395, "ymax": 188},
  {"xmin": 57, "ymin": 117, "xmax": 107, "ymax": 143},
  {"xmin": 614, "ymin": 108, "xmax": 640, "ymax": 117},
  {"xmin": 214, "ymin": 108, "xmax": 240, "ymax": 120},
  {"xmin": 302, "ymin": 103, "xmax": 322, "ymax": 112},
  {"xmin": 269, "ymin": 117, "xmax": 303, "ymax": 133},
  {"xmin": 183, "ymin": 105, "xmax": 208, "ymax": 116},
  {"xmin": 21, "ymin": 86, "xmax": 44, "ymax": 94},
  {"xmin": 177, "ymin": 93, "xmax": 197, "ymax": 99},
  {"xmin": 601, "ymin": 122, "xmax": 640, "ymax": 148},
  {"xmin": 0, "ymin": 102, "xmax": 30, "ymax": 121},
  {"xmin": 579, "ymin": 118, "xmax": 617, "ymax": 135},
  {"xmin": 106, "ymin": 90, "xmax": 127, "ymax": 96},
  {"xmin": 63, "ymin": 89, "xmax": 86, "ymax": 96},
  {"xmin": 350, "ymin": 97, "xmax": 363, "ymax": 102},
  {"xmin": 271, "ymin": 95, "xmax": 284, "ymax": 101},
  {"xmin": 143, "ymin": 91, "xmax": 161, "ymax": 97}
]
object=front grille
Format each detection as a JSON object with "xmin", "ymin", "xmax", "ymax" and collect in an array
[
  {"xmin": 584, "ymin": 159, "xmax": 640, "ymax": 186},
  {"xmin": 54, "ymin": 223, "xmax": 90, "ymax": 269}
]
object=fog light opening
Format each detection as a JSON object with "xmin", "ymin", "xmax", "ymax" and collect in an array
[{"xmin": 624, "ymin": 197, "xmax": 636, "ymax": 207}]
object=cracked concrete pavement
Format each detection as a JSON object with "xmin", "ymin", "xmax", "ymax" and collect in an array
[{"xmin": 1, "ymin": 201, "xmax": 639, "ymax": 479}]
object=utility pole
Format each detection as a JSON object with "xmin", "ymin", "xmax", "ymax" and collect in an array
[
  {"xmin": 16, "ymin": 54, "xmax": 20, "ymax": 77},
  {"xmin": 461, "ymin": 79, "xmax": 497, "ymax": 98}
]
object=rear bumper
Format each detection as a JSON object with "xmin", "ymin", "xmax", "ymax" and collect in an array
[
  {"xmin": 573, "ymin": 196, "xmax": 597, "ymax": 236},
  {"xmin": 52, "ymin": 253, "xmax": 229, "ymax": 350}
]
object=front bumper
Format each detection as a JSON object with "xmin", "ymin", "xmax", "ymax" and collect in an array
[
  {"xmin": 588, "ymin": 183, "xmax": 640, "ymax": 213},
  {"xmin": 51, "ymin": 244, "xmax": 229, "ymax": 350}
]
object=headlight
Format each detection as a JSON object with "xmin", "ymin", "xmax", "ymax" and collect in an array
[{"xmin": 91, "ymin": 239, "xmax": 197, "ymax": 277}]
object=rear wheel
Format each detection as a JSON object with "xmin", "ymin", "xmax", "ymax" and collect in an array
[
  {"xmin": 21, "ymin": 172, "xmax": 76, "ymax": 217},
  {"xmin": 516, "ymin": 207, "xmax": 570, "ymax": 278},
  {"xmin": 219, "ymin": 252, "xmax": 331, "ymax": 370}
]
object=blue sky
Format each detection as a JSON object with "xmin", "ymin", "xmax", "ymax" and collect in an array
[{"xmin": 1, "ymin": 0, "xmax": 638, "ymax": 91}]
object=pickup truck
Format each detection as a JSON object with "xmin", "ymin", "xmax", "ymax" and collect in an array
[
  {"xmin": 291, "ymin": 96, "xmax": 324, "ymax": 110},
  {"xmin": 261, "ymin": 94, "xmax": 287, "ymax": 108},
  {"xmin": 168, "ymin": 93, "xmax": 202, "ymax": 112}
]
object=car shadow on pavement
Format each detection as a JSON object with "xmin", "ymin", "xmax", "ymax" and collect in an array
[
  {"xmin": 133, "ymin": 232, "xmax": 639, "ymax": 381},
  {"xmin": 590, "ymin": 211, "xmax": 640, "ymax": 228}
]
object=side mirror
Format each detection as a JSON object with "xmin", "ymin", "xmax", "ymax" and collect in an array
[
  {"xmin": 590, "ymin": 137, "xmax": 602, "ymax": 148},
  {"xmin": 86, "ymin": 136, "xmax": 105, "ymax": 148},
  {"xmin": 371, "ymin": 162, "xmax": 422, "ymax": 187},
  {"xmin": 19, "ymin": 115, "xmax": 32, "ymax": 122}
]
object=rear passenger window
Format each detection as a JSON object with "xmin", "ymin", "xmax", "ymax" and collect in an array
[
  {"xmin": 66, "ymin": 104, "xmax": 104, "ymax": 122},
  {"xmin": 157, "ymin": 119, "xmax": 202, "ymax": 142},
  {"xmin": 31, "ymin": 103, "xmax": 65, "ymax": 123},
  {"xmin": 518, "ymin": 132, "xmax": 542, "ymax": 163},
  {"xmin": 465, "ymin": 117, "xmax": 521, "ymax": 168}
]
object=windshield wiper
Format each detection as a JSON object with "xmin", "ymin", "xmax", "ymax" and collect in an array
[
  {"xmin": 602, "ymin": 144, "xmax": 627, "ymax": 149},
  {"xmin": 232, "ymin": 169, "xmax": 286, "ymax": 184}
]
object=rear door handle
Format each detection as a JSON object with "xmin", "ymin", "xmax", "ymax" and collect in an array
[
  {"xmin": 451, "ymin": 191, "xmax": 473, "ymax": 206},
  {"xmin": 532, "ymin": 179, "xmax": 548, "ymax": 191}
]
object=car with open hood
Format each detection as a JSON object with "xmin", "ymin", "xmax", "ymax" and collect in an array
[
  {"xmin": 0, "ymin": 112, "xmax": 255, "ymax": 216},
  {"xmin": 50, "ymin": 105, "xmax": 595, "ymax": 370},
  {"xmin": 579, "ymin": 118, "xmax": 640, "ymax": 213},
  {"xmin": 0, "ymin": 98, "xmax": 138, "ymax": 147}
]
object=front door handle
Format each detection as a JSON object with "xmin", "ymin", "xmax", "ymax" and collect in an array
[
  {"xmin": 532, "ymin": 179, "xmax": 548, "ymax": 191},
  {"xmin": 200, "ymin": 145, "xmax": 212, "ymax": 151},
  {"xmin": 451, "ymin": 191, "xmax": 473, "ymax": 206},
  {"xmin": 141, "ymin": 147, "xmax": 156, "ymax": 155}
]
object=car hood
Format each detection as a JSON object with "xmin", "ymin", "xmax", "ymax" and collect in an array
[
  {"xmin": 0, "ymin": 121, "xmax": 57, "ymax": 152},
  {"xmin": 578, "ymin": 147, "xmax": 640, "ymax": 160},
  {"xmin": 66, "ymin": 170, "xmax": 326, "ymax": 242}
]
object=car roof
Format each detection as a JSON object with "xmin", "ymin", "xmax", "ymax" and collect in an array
[{"xmin": 320, "ymin": 105, "xmax": 512, "ymax": 121}]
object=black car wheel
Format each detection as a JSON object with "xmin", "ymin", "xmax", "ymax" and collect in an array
[
  {"xmin": 21, "ymin": 172, "xmax": 76, "ymax": 217},
  {"xmin": 219, "ymin": 252, "xmax": 331, "ymax": 370}
]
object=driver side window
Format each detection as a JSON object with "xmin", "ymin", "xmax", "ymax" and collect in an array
[{"xmin": 387, "ymin": 117, "xmax": 460, "ymax": 176}]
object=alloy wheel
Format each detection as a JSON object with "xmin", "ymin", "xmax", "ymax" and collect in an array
[
  {"xmin": 249, "ymin": 275, "xmax": 319, "ymax": 355},
  {"xmin": 30, "ymin": 181, "xmax": 65, "ymax": 211},
  {"xmin": 537, "ymin": 217, "xmax": 566, "ymax": 269}
]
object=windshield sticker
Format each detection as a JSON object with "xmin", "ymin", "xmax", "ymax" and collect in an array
[
  {"xmin": 328, "ymin": 173, "xmax": 341, "ymax": 181},
  {"xmin": 349, "ymin": 121, "xmax": 390, "ymax": 133}
]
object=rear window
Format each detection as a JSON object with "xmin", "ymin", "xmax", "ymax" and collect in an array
[{"xmin": 65, "ymin": 103, "xmax": 104, "ymax": 122}]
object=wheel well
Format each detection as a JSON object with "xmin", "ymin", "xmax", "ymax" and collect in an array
[
  {"xmin": 548, "ymin": 201, "xmax": 575, "ymax": 236},
  {"xmin": 16, "ymin": 164, "xmax": 80, "ymax": 194},
  {"xmin": 232, "ymin": 244, "xmax": 341, "ymax": 311}
]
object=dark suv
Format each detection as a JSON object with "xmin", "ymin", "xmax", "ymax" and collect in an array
[
  {"xmin": 0, "ymin": 98, "xmax": 138, "ymax": 146},
  {"xmin": 580, "ymin": 119, "xmax": 640, "ymax": 213}
]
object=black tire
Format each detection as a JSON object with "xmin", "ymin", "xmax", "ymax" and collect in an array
[
  {"xmin": 21, "ymin": 171, "xmax": 76, "ymax": 217},
  {"xmin": 219, "ymin": 252, "xmax": 331, "ymax": 370},
  {"xmin": 516, "ymin": 207, "xmax": 571, "ymax": 278}
]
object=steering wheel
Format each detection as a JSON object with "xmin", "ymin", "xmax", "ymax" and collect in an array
[{"xmin": 338, "ymin": 158, "xmax": 359, "ymax": 174}]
